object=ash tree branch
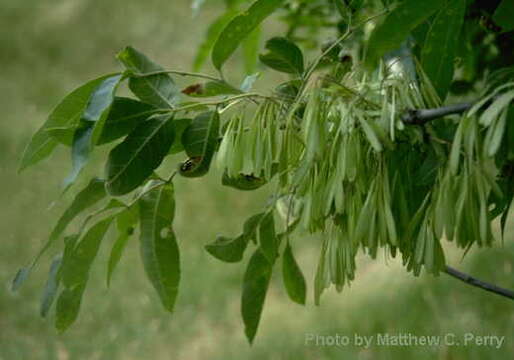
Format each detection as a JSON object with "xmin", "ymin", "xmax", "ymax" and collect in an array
[
  {"xmin": 401, "ymin": 99, "xmax": 514, "ymax": 300},
  {"xmin": 401, "ymin": 101, "xmax": 474, "ymax": 125},
  {"xmin": 444, "ymin": 265, "xmax": 514, "ymax": 301}
]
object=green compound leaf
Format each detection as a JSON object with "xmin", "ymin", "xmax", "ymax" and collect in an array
[
  {"xmin": 365, "ymin": 0, "xmax": 445, "ymax": 70},
  {"xmin": 179, "ymin": 111, "xmax": 220, "ymax": 178},
  {"xmin": 117, "ymin": 46, "xmax": 181, "ymax": 108},
  {"xmin": 19, "ymin": 74, "xmax": 115, "ymax": 172},
  {"xmin": 138, "ymin": 182, "xmax": 180, "ymax": 312},
  {"xmin": 241, "ymin": 248, "xmax": 273, "ymax": 344},
  {"xmin": 106, "ymin": 114, "xmax": 175, "ymax": 196},
  {"xmin": 212, "ymin": 0, "xmax": 285, "ymax": 71},
  {"xmin": 421, "ymin": 0, "xmax": 466, "ymax": 101},
  {"xmin": 282, "ymin": 240, "xmax": 306, "ymax": 305},
  {"xmin": 259, "ymin": 37, "xmax": 304, "ymax": 74}
]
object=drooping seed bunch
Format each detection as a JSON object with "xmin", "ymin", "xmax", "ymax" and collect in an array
[{"xmin": 215, "ymin": 64, "xmax": 513, "ymax": 300}]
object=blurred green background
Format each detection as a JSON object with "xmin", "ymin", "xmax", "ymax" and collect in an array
[{"xmin": 1, "ymin": 0, "xmax": 513, "ymax": 359}]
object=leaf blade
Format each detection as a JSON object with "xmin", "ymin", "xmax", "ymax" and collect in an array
[
  {"xmin": 106, "ymin": 114, "xmax": 175, "ymax": 196},
  {"xmin": 138, "ymin": 182, "xmax": 180, "ymax": 312},
  {"xmin": 282, "ymin": 240, "xmax": 306, "ymax": 305},
  {"xmin": 241, "ymin": 248, "xmax": 273, "ymax": 344},
  {"xmin": 19, "ymin": 75, "xmax": 116, "ymax": 172},
  {"xmin": 421, "ymin": 0, "xmax": 466, "ymax": 100},
  {"xmin": 118, "ymin": 46, "xmax": 180, "ymax": 108},
  {"xmin": 212, "ymin": 0, "xmax": 285, "ymax": 71},
  {"xmin": 365, "ymin": 0, "xmax": 445, "ymax": 69}
]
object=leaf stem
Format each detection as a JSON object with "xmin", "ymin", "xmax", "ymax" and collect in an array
[
  {"xmin": 132, "ymin": 70, "xmax": 221, "ymax": 82},
  {"xmin": 168, "ymin": 93, "xmax": 270, "ymax": 113}
]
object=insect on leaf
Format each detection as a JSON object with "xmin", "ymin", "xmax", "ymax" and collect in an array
[
  {"xmin": 179, "ymin": 111, "xmax": 220, "ymax": 178},
  {"xmin": 243, "ymin": 26, "xmax": 261, "ymax": 74},
  {"xmin": 182, "ymin": 81, "xmax": 242, "ymax": 98}
]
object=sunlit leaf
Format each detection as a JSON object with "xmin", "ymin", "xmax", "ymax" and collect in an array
[{"xmin": 259, "ymin": 37, "xmax": 304, "ymax": 74}]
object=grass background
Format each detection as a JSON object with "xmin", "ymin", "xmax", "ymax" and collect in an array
[{"xmin": 1, "ymin": 0, "xmax": 513, "ymax": 358}]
